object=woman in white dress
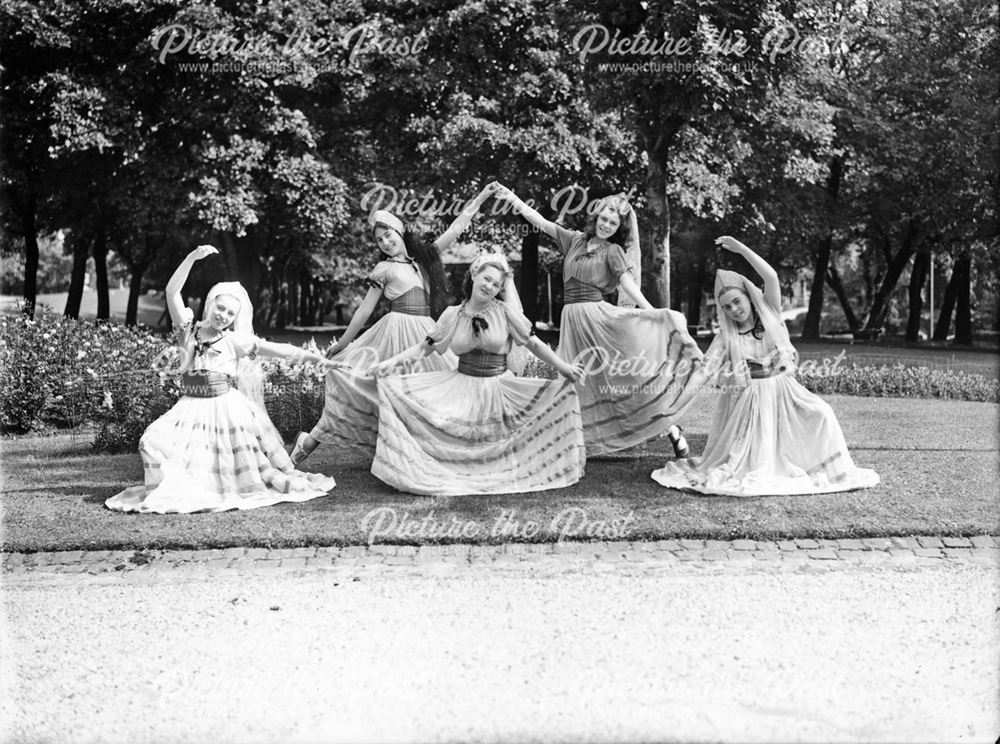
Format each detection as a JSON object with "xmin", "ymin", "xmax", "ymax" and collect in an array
[
  {"xmin": 290, "ymin": 186, "xmax": 496, "ymax": 464},
  {"xmin": 367, "ymin": 253, "xmax": 586, "ymax": 496},
  {"xmin": 490, "ymin": 184, "xmax": 701, "ymax": 457},
  {"xmin": 106, "ymin": 245, "xmax": 337, "ymax": 513},
  {"xmin": 650, "ymin": 236, "xmax": 880, "ymax": 496}
]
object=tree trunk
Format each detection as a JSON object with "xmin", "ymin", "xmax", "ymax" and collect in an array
[
  {"xmin": 863, "ymin": 224, "xmax": 917, "ymax": 333},
  {"xmin": 802, "ymin": 157, "xmax": 842, "ymax": 340},
  {"xmin": 298, "ymin": 275, "xmax": 310, "ymax": 326},
  {"xmin": 905, "ymin": 249, "xmax": 930, "ymax": 342},
  {"xmin": 954, "ymin": 254, "xmax": 972, "ymax": 345},
  {"xmin": 93, "ymin": 228, "xmax": 110, "ymax": 320},
  {"xmin": 686, "ymin": 251, "xmax": 707, "ymax": 327},
  {"xmin": 932, "ymin": 260, "xmax": 959, "ymax": 341},
  {"xmin": 64, "ymin": 237, "xmax": 89, "ymax": 318},
  {"xmin": 801, "ymin": 233, "xmax": 832, "ymax": 340},
  {"xmin": 641, "ymin": 120, "xmax": 682, "ymax": 308},
  {"xmin": 21, "ymin": 211, "xmax": 39, "ymax": 317},
  {"xmin": 126, "ymin": 263, "xmax": 144, "ymax": 326},
  {"xmin": 519, "ymin": 226, "xmax": 539, "ymax": 324},
  {"xmin": 825, "ymin": 263, "xmax": 859, "ymax": 331}
]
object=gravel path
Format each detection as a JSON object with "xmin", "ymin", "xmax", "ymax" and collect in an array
[{"xmin": 3, "ymin": 552, "xmax": 997, "ymax": 743}]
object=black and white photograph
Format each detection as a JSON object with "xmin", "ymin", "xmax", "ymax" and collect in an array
[{"xmin": 1, "ymin": 0, "xmax": 997, "ymax": 741}]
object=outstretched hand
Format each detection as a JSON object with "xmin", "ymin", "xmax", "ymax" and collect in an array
[
  {"xmin": 191, "ymin": 244, "xmax": 218, "ymax": 261},
  {"xmin": 489, "ymin": 181, "xmax": 514, "ymax": 201},
  {"xmin": 561, "ymin": 361, "xmax": 585, "ymax": 383}
]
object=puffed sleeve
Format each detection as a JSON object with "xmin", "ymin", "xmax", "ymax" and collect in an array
[
  {"xmin": 552, "ymin": 225, "xmax": 582, "ymax": 255},
  {"xmin": 500, "ymin": 301, "xmax": 534, "ymax": 347},
  {"xmin": 229, "ymin": 332, "xmax": 261, "ymax": 360},
  {"xmin": 172, "ymin": 307, "xmax": 195, "ymax": 345},
  {"xmin": 425, "ymin": 305, "xmax": 461, "ymax": 353},
  {"xmin": 364, "ymin": 262, "xmax": 390, "ymax": 292},
  {"xmin": 606, "ymin": 243, "xmax": 630, "ymax": 280}
]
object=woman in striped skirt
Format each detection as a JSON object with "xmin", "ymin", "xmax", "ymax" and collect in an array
[
  {"xmin": 651, "ymin": 237, "xmax": 880, "ymax": 496},
  {"xmin": 290, "ymin": 185, "xmax": 496, "ymax": 464},
  {"xmin": 367, "ymin": 253, "xmax": 586, "ymax": 496},
  {"xmin": 106, "ymin": 245, "xmax": 337, "ymax": 514},
  {"xmin": 491, "ymin": 184, "xmax": 702, "ymax": 457}
]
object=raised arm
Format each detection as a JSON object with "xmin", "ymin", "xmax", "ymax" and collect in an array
[
  {"xmin": 715, "ymin": 236, "xmax": 781, "ymax": 311},
  {"xmin": 326, "ymin": 286, "xmax": 382, "ymax": 357},
  {"xmin": 492, "ymin": 183, "xmax": 560, "ymax": 239},
  {"xmin": 165, "ymin": 245, "xmax": 217, "ymax": 327},
  {"xmin": 369, "ymin": 339, "xmax": 434, "ymax": 376},
  {"xmin": 433, "ymin": 183, "xmax": 496, "ymax": 251}
]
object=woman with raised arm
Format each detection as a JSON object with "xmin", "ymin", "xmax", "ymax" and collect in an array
[
  {"xmin": 650, "ymin": 236, "xmax": 879, "ymax": 496},
  {"xmin": 367, "ymin": 252, "xmax": 586, "ymax": 496},
  {"xmin": 105, "ymin": 245, "xmax": 337, "ymax": 514},
  {"xmin": 491, "ymin": 184, "xmax": 701, "ymax": 457},
  {"xmin": 290, "ymin": 185, "xmax": 497, "ymax": 464}
]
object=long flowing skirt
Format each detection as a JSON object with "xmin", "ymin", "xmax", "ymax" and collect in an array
[
  {"xmin": 371, "ymin": 370, "xmax": 586, "ymax": 496},
  {"xmin": 558, "ymin": 302, "xmax": 702, "ymax": 455},
  {"xmin": 650, "ymin": 375, "xmax": 880, "ymax": 496},
  {"xmin": 311, "ymin": 312, "xmax": 457, "ymax": 454},
  {"xmin": 106, "ymin": 390, "xmax": 336, "ymax": 513}
]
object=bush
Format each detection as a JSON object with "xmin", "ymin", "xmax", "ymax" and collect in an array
[
  {"xmin": 0, "ymin": 309, "xmax": 176, "ymax": 439},
  {"xmin": 798, "ymin": 362, "xmax": 999, "ymax": 402}
]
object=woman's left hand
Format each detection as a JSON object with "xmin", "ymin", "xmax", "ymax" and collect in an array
[{"xmin": 715, "ymin": 236, "xmax": 744, "ymax": 253}]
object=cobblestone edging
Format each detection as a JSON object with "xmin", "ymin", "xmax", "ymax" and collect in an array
[{"xmin": 2, "ymin": 536, "xmax": 997, "ymax": 581}]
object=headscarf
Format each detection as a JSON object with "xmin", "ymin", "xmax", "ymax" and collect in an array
[
  {"xmin": 469, "ymin": 251, "xmax": 529, "ymax": 375},
  {"xmin": 203, "ymin": 281, "xmax": 269, "ymax": 416},
  {"xmin": 713, "ymin": 269, "xmax": 797, "ymax": 388},
  {"xmin": 369, "ymin": 209, "xmax": 405, "ymax": 239}
]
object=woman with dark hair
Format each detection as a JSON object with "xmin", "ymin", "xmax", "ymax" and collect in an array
[
  {"xmin": 367, "ymin": 252, "xmax": 585, "ymax": 496},
  {"xmin": 490, "ymin": 184, "xmax": 702, "ymax": 457},
  {"xmin": 651, "ymin": 236, "xmax": 879, "ymax": 495},
  {"xmin": 290, "ymin": 185, "xmax": 495, "ymax": 464}
]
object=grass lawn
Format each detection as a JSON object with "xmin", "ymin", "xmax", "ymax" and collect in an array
[{"xmin": 2, "ymin": 396, "xmax": 997, "ymax": 553}]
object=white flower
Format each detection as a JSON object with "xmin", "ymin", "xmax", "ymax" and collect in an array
[
  {"xmin": 102, "ymin": 391, "xmax": 114, "ymax": 409},
  {"xmin": 76, "ymin": 350, "xmax": 87, "ymax": 360}
]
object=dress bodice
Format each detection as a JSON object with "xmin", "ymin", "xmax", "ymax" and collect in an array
[
  {"xmin": 553, "ymin": 226, "xmax": 630, "ymax": 294},
  {"xmin": 426, "ymin": 300, "xmax": 532, "ymax": 355},
  {"xmin": 366, "ymin": 259, "xmax": 430, "ymax": 301},
  {"xmin": 176, "ymin": 321, "xmax": 259, "ymax": 376}
]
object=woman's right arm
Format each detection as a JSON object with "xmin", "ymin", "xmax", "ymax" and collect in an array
[
  {"xmin": 369, "ymin": 340, "xmax": 434, "ymax": 376},
  {"xmin": 327, "ymin": 286, "xmax": 382, "ymax": 357},
  {"xmin": 492, "ymin": 183, "xmax": 560, "ymax": 239},
  {"xmin": 165, "ymin": 245, "xmax": 216, "ymax": 327}
]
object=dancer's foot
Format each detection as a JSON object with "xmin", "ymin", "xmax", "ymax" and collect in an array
[
  {"xmin": 666, "ymin": 425, "xmax": 689, "ymax": 459},
  {"xmin": 290, "ymin": 432, "xmax": 317, "ymax": 467}
]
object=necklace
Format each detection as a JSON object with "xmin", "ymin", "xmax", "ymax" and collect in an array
[{"xmin": 193, "ymin": 326, "xmax": 223, "ymax": 356}]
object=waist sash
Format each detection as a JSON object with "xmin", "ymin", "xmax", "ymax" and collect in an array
[
  {"xmin": 179, "ymin": 372, "xmax": 234, "ymax": 397},
  {"xmin": 390, "ymin": 287, "xmax": 431, "ymax": 316},
  {"xmin": 747, "ymin": 361, "xmax": 783, "ymax": 380},
  {"xmin": 457, "ymin": 349, "xmax": 508, "ymax": 377},
  {"xmin": 563, "ymin": 279, "xmax": 604, "ymax": 304}
]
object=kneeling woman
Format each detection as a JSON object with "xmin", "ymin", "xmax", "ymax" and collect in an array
[
  {"xmin": 106, "ymin": 245, "xmax": 337, "ymax": 514},
  {"xmin": 368, "ymin": 253, "xmax": 586, "ymax": 496},
  {"xmin": 651, "ymin": 236, "xmax": 879, "ymax": 496}
]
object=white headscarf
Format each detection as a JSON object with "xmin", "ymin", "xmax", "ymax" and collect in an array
[
  {"xmin": 713, "ymin": 269, "xmax": 797, "ymax": 388},
  {"xmin": 203, "ymin": 281, "xmax": 268, "ymax": 414},
  {"xmin": 469, "ymin": 251, "xmax": 529, "ymax": 375}
]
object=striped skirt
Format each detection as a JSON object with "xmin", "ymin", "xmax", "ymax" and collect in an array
[
  {"xmin": 651, "ymin": 375, "xmax": 880, "ymax": 496},
  {"xmin": 371, "ymin": 370, "xmax": 586, "ymax": 496},
  {"xmin": 105, "ymin": 390, "xmax": 336, "ymax": 513},
  {"xmin": 311, "ymin": 312, "xmax": 457, "ymax": 454},
  {"xmin": 558, "ymin": 301, "xmax": 703, "ymax": 455}
]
